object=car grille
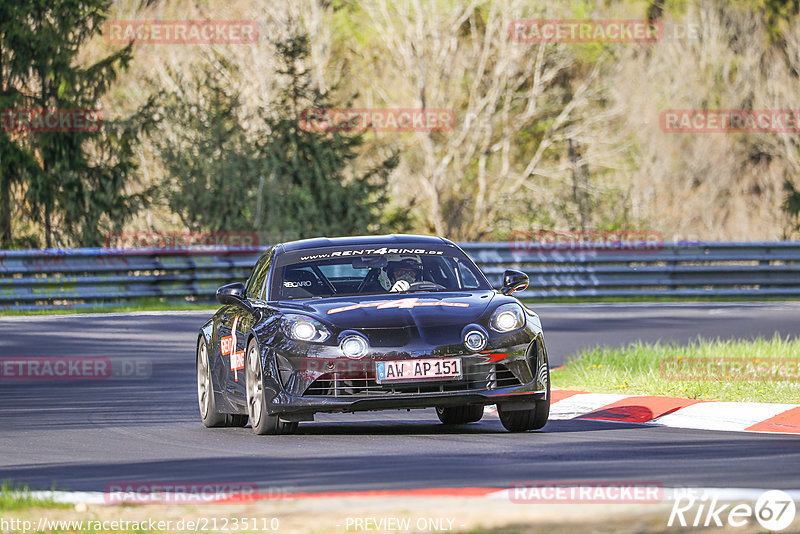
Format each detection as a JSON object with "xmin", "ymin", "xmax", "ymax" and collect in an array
[
  {"xmin": 302, "ymin": 363, "xmax": 523, "ymax": 397},
  {"xmin": 360, "ymin": 327, "xmax": 412, "ymax": 347}
]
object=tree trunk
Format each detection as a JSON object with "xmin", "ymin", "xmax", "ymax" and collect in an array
[
  {"xmin": 0, "ymin": 174, "xmax": 10, "ymax": 247},
  {"xmin": 0, "ymin": 40, "xmax": 10, "ymax": 247},
  {"xmin": 44, "ymin": 200, "xmax": 52, "ymax": 249},
  {"xmin": 568, "ymin": 139, "xmax": 591, "ymax": 231}
]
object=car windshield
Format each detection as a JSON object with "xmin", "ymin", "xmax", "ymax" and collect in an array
[{"xmin": 271, "ymin": 244, "xmax": 490, "ymax": 300}]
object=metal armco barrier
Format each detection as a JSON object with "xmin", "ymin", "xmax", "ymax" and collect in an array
[{"xmin": 1, "ymin": 242, "xmax": 799, "ymax": 310}]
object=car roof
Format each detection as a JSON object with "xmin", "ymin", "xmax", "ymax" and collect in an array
[{"xmin": 278, "ymin": 234, "xmax": 454, "ymax": 253}]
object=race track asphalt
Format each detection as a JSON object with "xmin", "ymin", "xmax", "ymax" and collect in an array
[{"xmin": 1, "ymin": 303, "xmax": 798, "ymax": 493}]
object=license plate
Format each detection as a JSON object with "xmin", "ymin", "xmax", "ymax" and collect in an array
[{"xmin": 375, "ymin": 358, "xmax": 462, "ymax": 383}]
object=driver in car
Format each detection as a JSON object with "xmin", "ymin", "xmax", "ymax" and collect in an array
[{"xmin": 386, "ymin": 257, "xmax": 423, "ymax": 292}]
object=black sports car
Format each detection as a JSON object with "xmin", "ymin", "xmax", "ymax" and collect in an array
[{"xmin": 196, "ymin": 234, "xmax": 550, "ymax": 434}]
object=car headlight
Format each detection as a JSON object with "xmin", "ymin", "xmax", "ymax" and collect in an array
[
  {"xmin": 464, "ymin": 330, "xmax": 487, "ymax": 352},
  {"xmin": 283, "ymin": 314, "xmax": 331, "ymax": 342},
  {"xmin": 490, "ymin": 303, "xmax": 525, "ymax": 332},
  {"xmin": 340, "ymin": 335, "xmax": 369, "ymax": 358}
]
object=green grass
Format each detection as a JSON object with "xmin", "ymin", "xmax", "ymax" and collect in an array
[
  {"xmin": 0, "ymin": 482, "xmax": 71, "ymax": 511},
  {"xmin": 0, "ymin": 297, "xmax": 216, "ymax": 316},
  {"xmin": 551, "ymin": 335, "xmax": 800, "ymax": 403}
]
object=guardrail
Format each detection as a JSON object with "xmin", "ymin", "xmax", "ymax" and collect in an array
[{"xmin": 1, "ymin": 242, "xmax": 799, "ymax": 310}]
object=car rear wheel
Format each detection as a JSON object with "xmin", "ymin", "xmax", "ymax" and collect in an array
[
  {"xmin": 436, "ymin": 404, "xmax": 484, "ymax": 424},
  {"xmin": 197, "ymin": 338, "xmax": 247, "ymax": 427},
  {"xmin": 246, "ymin": 339, "xmax": 297, "ymax": 435}
]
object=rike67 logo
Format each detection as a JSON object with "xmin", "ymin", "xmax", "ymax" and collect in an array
[{"xmin": 669, "ymin": 489, "xmax": 796, "ymax": 531}]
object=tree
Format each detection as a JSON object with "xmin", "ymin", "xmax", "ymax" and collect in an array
[
  {"xmin": 155, "ymin": 63, "xmax": 264, "ymax": 234},
  {"xmin": 783, "ymin": 179, "xmax": 800, "ymax": 238},
  {"xmin": 0, "ymin": 1, "xmax": 40, "ymax": 247},
  {"xmin": 156, "ymin": 35, "xmax": 398, "ymax": 242},
  {"xmin": 260, "ymin": 34, "xmax": 398, "ymax": 241},
  {"xmin": 359, "ymin": 0, "xmax": 609, "ymax": 240},
  {"xmin": 1, "ymin": 0, "xmax": 153, "ymax": 248}
]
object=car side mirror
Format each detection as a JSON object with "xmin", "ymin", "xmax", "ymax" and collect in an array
[
  {"xmin": 216, "ymin": 282, "xmax": 253, "ymax": 311},
  {"xmin": 501, "ymin": 269, "xmax": 529, "ymax": 295}
]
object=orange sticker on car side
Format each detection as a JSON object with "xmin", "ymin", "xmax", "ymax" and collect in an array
[{"xmin": 220, "ymin": 316, "xmax": 245, "ymax": 381}]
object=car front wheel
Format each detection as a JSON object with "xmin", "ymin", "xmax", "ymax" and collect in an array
[
  {"xmin": 499, "ymin": 353, "xmax": 551, "ymax": 432},
  {"xmin": 246, "ymin": 338, "xmax": 297, "ymax": 435},
  {"xmin": 497, "ymin": 401, "xmax": 549, "ymax": 432}
]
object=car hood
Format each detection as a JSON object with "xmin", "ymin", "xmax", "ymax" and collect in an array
[{"xmin": 277, "ymin": 290, "xmax": 496, "ymax": 331}]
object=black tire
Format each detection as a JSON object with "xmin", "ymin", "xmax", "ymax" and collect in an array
[
  {"xmin": 436, "ymin": 404, "xmax": 484, "ymax": 424},
  {"xmin": 229, "ymin": 414, "xmax": 249, "ymax": 427},
  {"xmin": 197, "ymin": 337, "xmax": 246, "ymax": 428},
  {"xmin": 498, "ymin": 368, "xmax": 550, "ymax": 432},
  {"xmin": 245, "ymin": 338, "xmax": 298, "ymax": 435},
  {"xmin": 498, "ymin": 402, "xmax": 548, "ymax": 432}
]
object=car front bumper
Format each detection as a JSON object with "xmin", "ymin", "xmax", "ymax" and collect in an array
[
  {"xmin": 267, "ymin": 385, "xmax": 547, "ymax": 417},
  {"xmin": 259, "ymin": 331, "xmax": 550, "ymax": 417}
]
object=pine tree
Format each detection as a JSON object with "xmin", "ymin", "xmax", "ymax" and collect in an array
[
  {"xmin": 783, "ymin": 179, "xmax": 800, "ymax": 239},
  {"xmin": 259, "ymin": 34, "xmax": 398, "ymax": 241},
  {"xmin": 1, "ymin": 0, "xmax": 153, "ymax": 248},
  {"xmin": 155, "ymin": 64, "xmax": 263, "ymax": 234},
  {"xmin": 0, "ymin": 1, "xmax": 40, "ymax": 247},
  {"xmin": 156, "ymin": 35, "xmax": 399, "ymax": 243}
]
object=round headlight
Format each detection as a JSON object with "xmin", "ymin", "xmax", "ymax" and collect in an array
[
  {"xmin": 490, "ymin": 303, "xmax": 525, "ymax": 332},
  {"xmin": 464, "ymin": 330, "xmax": 487, "ymax": 352},
  {"xmin": 283, "ymin": 314, "xmax": 331, "ymax": 342},
  {"xmin": 291, "ymin": 321, "xmax": 316, "ymax": 341},
  {"xmin": 495, "ymin": 311, "xmax": 519, "ymax": 330},
  {"xmin": 341, "ymin": 335, "xmax": 369, "ymax": 358}
]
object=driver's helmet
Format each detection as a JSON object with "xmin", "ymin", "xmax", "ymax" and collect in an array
[{"xmin": 387, "ymin": 257, "xmax": 423, "ymax": 285}]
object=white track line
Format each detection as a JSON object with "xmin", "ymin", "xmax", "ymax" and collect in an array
[
  {"xmin": 652, "ymin": 401, "xmax": 799, "ymax": 432},
  {"xmin": 23, "ymin": 487, "xmax": 800, "ymax": 505},
  {"xmin": 547, "ymin": 393, "xmax": 635, "ymax": 420}
]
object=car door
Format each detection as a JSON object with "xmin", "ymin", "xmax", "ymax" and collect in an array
[{"xmin": 222, "ymin": 249, "xmax": 272, "ymax": 407}]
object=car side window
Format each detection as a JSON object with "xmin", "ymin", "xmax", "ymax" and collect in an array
[
  {"xmin": 246, "ymin": 251, "xmax": 271, "ymax": 300},
  {"xmin": 455, "ymin": 259, "xmax": 480, "ymax": 289}
]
